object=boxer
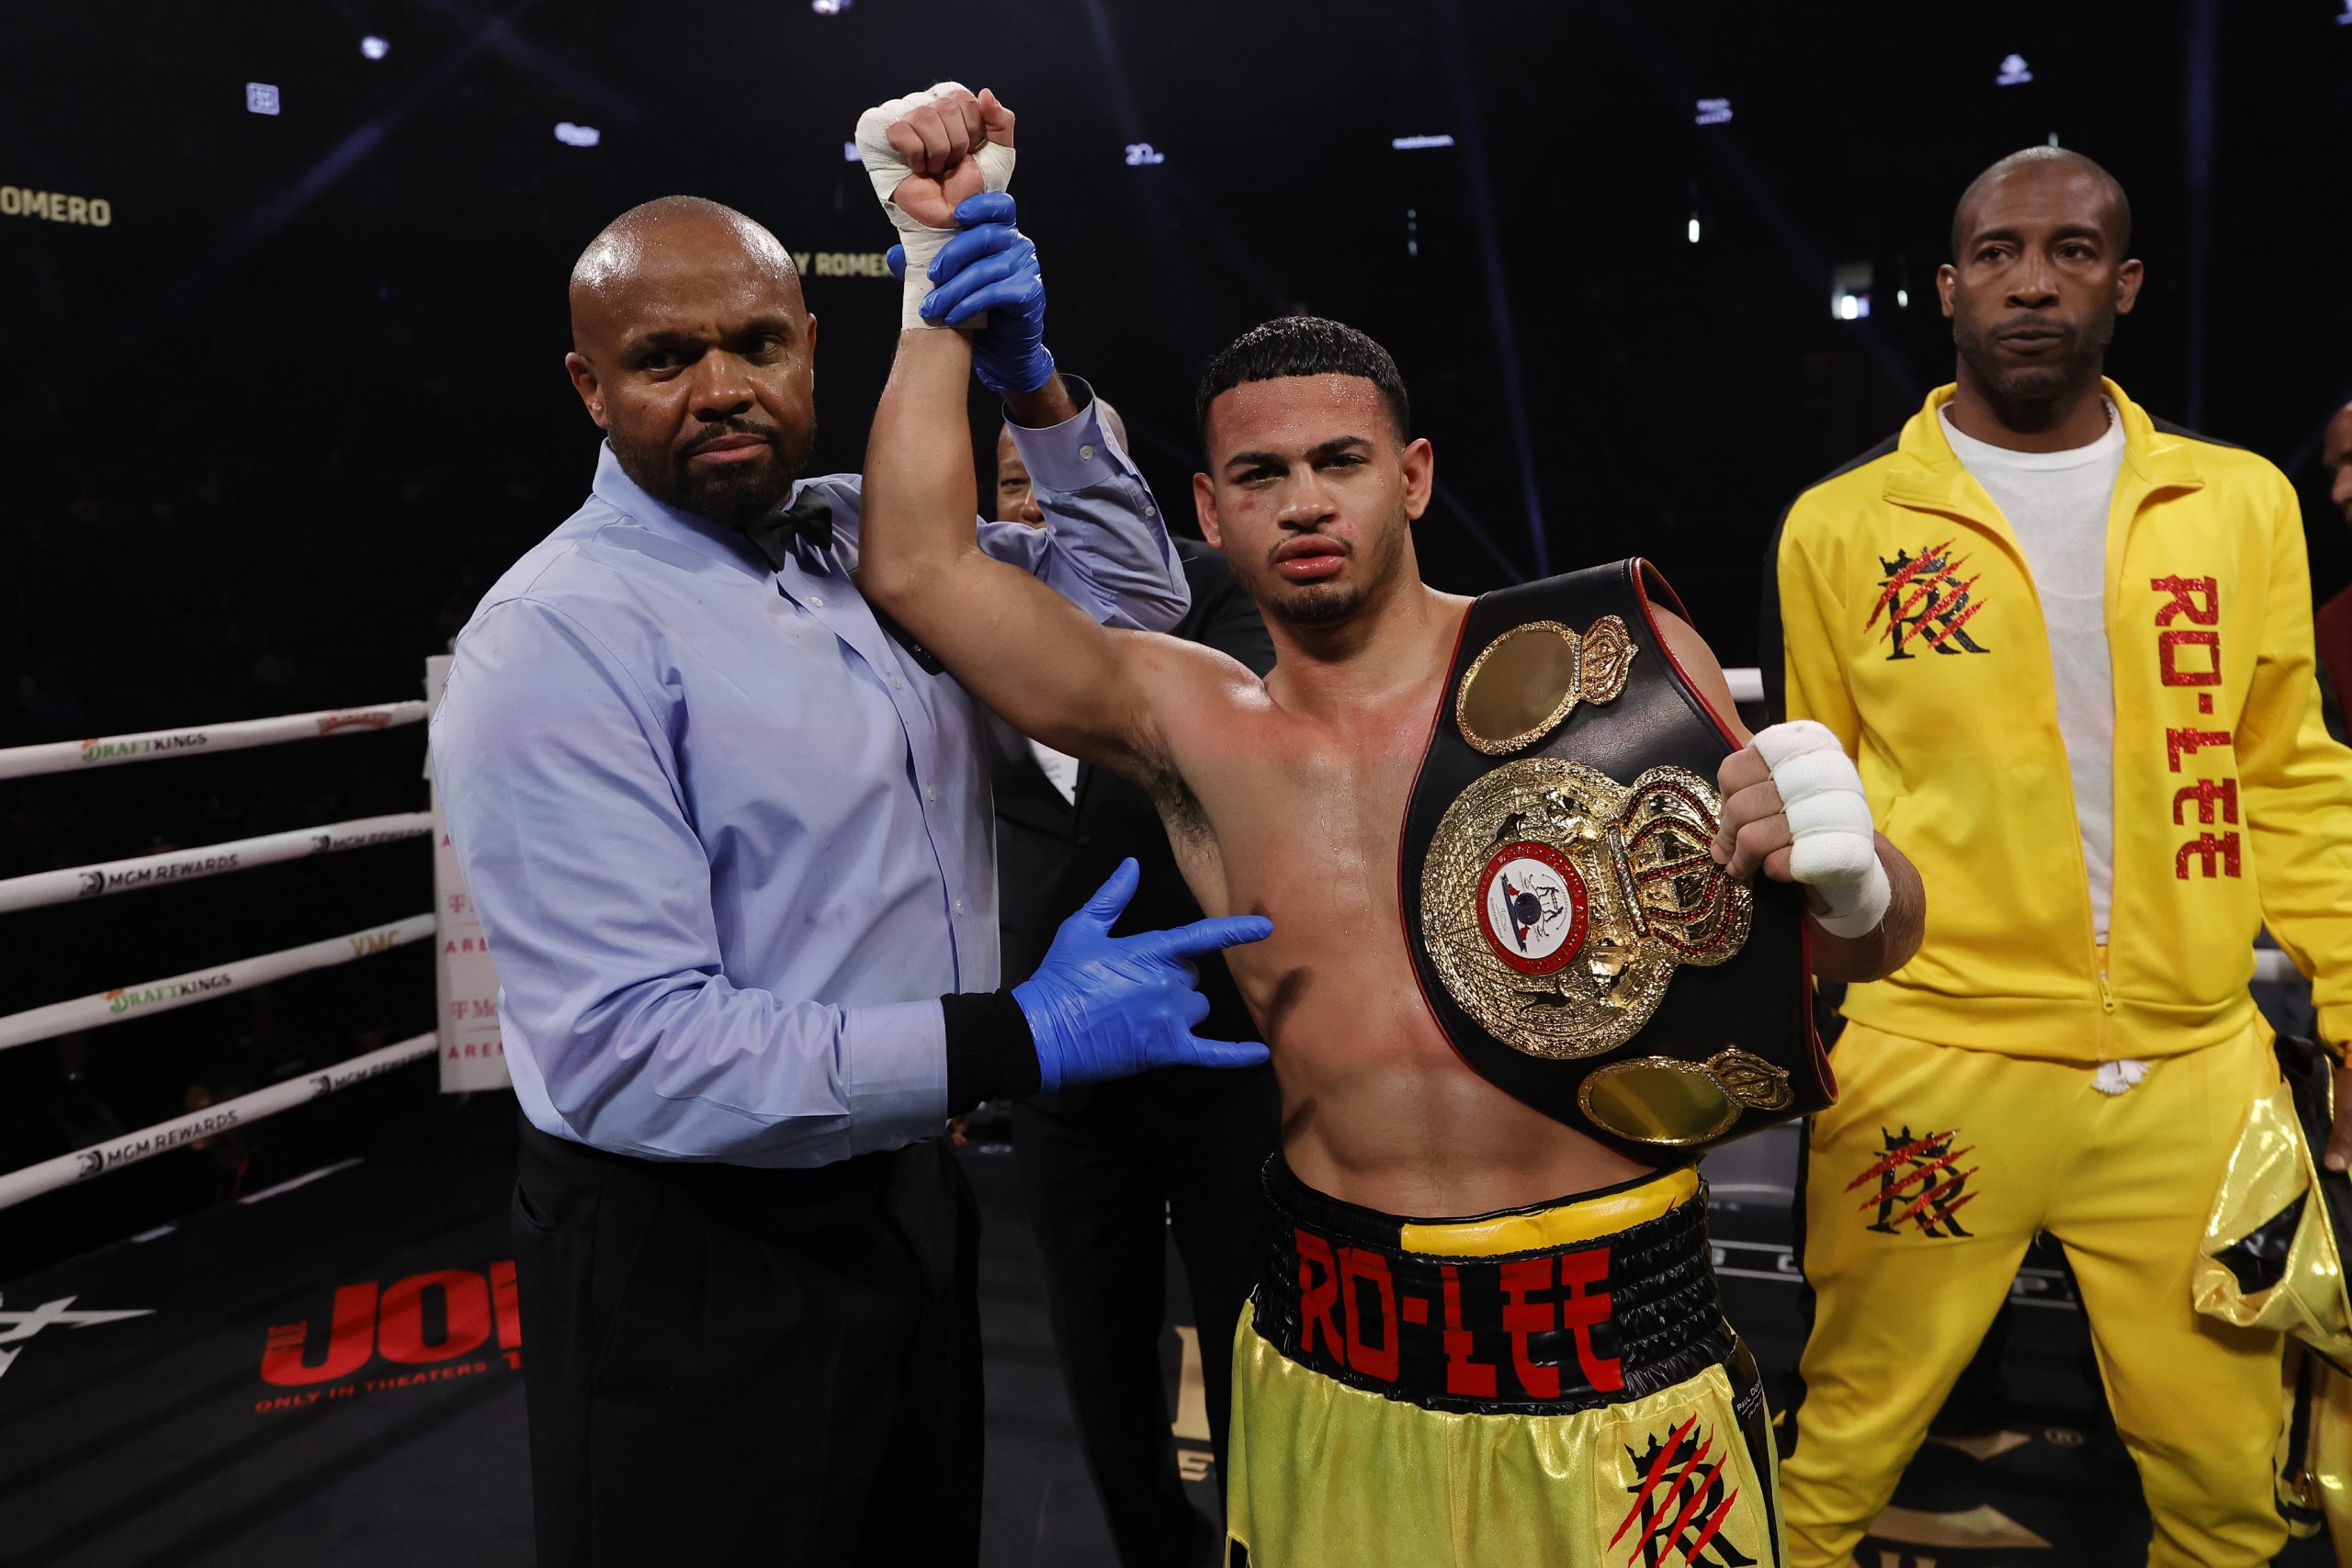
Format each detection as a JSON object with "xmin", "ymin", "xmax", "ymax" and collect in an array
[{"xmin": 848, "ymin": 87, "xmax": 1923, "ymax": 1565}]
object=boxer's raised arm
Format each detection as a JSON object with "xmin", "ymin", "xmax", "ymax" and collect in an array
[{"xmin": 859, "ymin": 328, "xmax": 1176, "ymax": 778}]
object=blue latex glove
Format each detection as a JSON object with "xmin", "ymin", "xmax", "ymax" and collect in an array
[
  {"xmin": 1012, "ymin": 859, "xmax": 1274, "ymax": 1091},
  {"xmin": 883, "ymin": 191, "xmax": 1055, "ymax": 396}
]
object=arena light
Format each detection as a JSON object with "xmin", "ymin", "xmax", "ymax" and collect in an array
[
  {"xmin": 842, "ymin": 140, "xmax": 859, "ymax": 162},
  {"xmin": 553, "ymin": 121, "xmax": 601, "ymax": 148},
  {"xmin": 1830, "ymin": 262, "xmax": 1871, "ymax": 321},
  {"xmin": 1687, "ymin": 214, "xmax": 1701, "ymax": 244},
  {"xmin": 1693, "ymin": 97, "xmax": 1732, "ymax": 127},
  {"xmin": 245, "ymin": 82, "xmax": 281, "ymax": 116},
  {"xmin": 1996, "ymin": 53, "xmax": 2033, "ymax": 85},
  {"xmin": 1124, "ymin": 142, "xmax": 1165, "ymax": 166},
  {"xmin": 1391, "ymin": 134, "xmax": 1455, "ymax": 151},
  {"xmin": 1406, "ymin": 207, "xmax": 1419, "ymax": 258},
  {"xmin": 811, "ymin": 0, "xmax": 852, "ymax": 13},
  {"xmin": 1896, "ymin": 288, "xmax": 1910, "ymax": 308},
  {"xmin": 360, "ymin": 35, "xmax": 389, "ymax": 60},
  {"xmin": 2340, "ymin": 0, "xmax": 2352, "ymax": 24}
]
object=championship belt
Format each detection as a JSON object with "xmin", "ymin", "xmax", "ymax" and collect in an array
[{"xmin": 1400, "ymin": 558, "xmax": 1830, "ymax": 1163}]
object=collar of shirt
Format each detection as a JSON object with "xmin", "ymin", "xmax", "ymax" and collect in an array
[
  {"xmin": 588, "ymin": 441, "xmax": 829, "ymax": 581},
  {"xmin": 584, "ymin": 440, "xmax": 924, "ymax": 727}
]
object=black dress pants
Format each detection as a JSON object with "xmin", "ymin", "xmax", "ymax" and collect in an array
[
  {"xmin": 512, "ymin": 1121, "xmax": 980, "ymax": 1567},
  {"xmin": 1009, "ymin": 1066, "xmax": 1278, "ymax": 1568}
]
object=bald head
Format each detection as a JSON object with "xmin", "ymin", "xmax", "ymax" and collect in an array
[
  {"xmin": 569, "ymin": 196, "xmax": 802, "ymax": 355},
  {"xmin": 561, "ymin": 195, "xmax": 819, "ymax": 530},
  {"xmin": 1951, "ymin": 147, "xmax": 2131, "ymax": 261}
]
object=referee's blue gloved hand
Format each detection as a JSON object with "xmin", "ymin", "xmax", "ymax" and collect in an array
[
  {"xmin": 886, "ymin": 191, "xmax": 1056, "ymax": 396},
  {"xmin": 1012, "ymin": 859, "xmax": 1272, "ymax": 1091}
]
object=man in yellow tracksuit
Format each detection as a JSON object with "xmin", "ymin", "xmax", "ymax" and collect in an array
[{"xmin": 1767, "ymin": 146, "xmax": 2352, "ymax": 1563}]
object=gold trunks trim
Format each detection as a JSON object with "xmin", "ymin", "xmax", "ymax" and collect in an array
[
  {"xmin": 1454, "ymin": 615, "xmax": 1638, "ymax": 757},
  {"xmin": 1398, "ymin": 1167, "xmax": 1702, "ymax": 1257},
  {"xmin": 1419, "ymin": 758, "xmax": 1752, "ymax": 1061}
]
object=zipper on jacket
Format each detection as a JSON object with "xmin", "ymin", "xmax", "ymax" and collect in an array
[
  {"xmin": 1939, "ymin": 497, "xmax": 2115, "ymax": 1056},
  {"xmin": 2096, "ymin": 955, "xmax": 2118, "ymax": 1060}
]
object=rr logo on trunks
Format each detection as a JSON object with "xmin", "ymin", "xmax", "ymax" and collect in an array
[
  {"xmin": 1853, "ymin": 1125, "xmax": 1978, "ymax": 1238},
  {"xmin": 1870, "ymin": 541, "xmax": 1990, "ymax": 660},
  {"xmin": 1608, "ymin": 1416, "xmax": 1757, "ymax": 1568},
  {"xmin": 1421, "ymin": 759, "xmax": 1753, "ymax": 1061}
]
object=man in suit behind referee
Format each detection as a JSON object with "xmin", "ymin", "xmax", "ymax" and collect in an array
[{"xmin": 989, "ymin": 402, "xmax": 1281, "ymax": 1568}]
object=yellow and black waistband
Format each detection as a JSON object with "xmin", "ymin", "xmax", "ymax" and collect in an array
[{"xmin": 1253, "ymin": 1156, "xmax": 1729, "ymax": 1416}]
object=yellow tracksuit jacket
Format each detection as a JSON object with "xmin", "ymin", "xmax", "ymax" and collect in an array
[{"xmin": 1768, "ymin": 378, "xmax": 2352, "ymax": 1060}]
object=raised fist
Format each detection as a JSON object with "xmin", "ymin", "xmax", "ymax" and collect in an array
[{"xmin": 855, "ymin": 84, "xmax": 1015, "ymax": 230}]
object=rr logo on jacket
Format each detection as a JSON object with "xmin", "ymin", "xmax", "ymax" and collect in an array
[{"xmin": 1870, "ymin": 542, "xmax": 1991, "ymax": 659}]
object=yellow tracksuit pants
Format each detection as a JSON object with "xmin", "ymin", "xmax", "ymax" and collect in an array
[{"xmin": 1780, "ymin": 1018, "xmax": 2288, "ymax": 1566}]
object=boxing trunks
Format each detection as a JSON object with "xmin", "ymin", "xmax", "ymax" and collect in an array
[
  {"xmin": 1402, "ymin": 558, "xmax": 1829, "ymax": 1161},
  {"xmin": 1225, "ymin": 1156, "xmax": 1781, "ymax": 1567}
]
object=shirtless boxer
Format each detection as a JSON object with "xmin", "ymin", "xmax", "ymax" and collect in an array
[{"xmin": 849, "ymin": 105, "xmax": 1920, "ymax": 1563}]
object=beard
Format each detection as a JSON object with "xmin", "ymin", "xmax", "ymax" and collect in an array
[
  {"xmin": 1270, "ymin": 580, "xmax": 1368, "ymax": 626},
  {"xmin": 1955, "ymin": 309, "xmax": 2114, "ymax": 409},
  {"xmin": 611, "ymin": 418, "xmax": 817, "ymax": 529}
]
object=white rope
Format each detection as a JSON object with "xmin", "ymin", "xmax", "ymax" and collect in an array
[
  {"xmin": 0, "ymin": 1032, "xmax": 435, "ymax": 1211},
  {"xmin": 0, "ymin": 812, "xmax": 432, "ymax": 915},
  {"xmin": 0, "ymin": 913, "xmax": 437, "ymax": 1053},
  {"xmin": 1724, "ymin": 667, "xmax": 1763, "ymax": 704},
  {"xmin": 0, "ymin": 701, "xmax": 428, "ymax": 782}
]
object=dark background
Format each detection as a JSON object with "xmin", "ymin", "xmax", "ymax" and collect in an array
[{"xmin": 4, "ymin": 0, "xmax": 2351, "ymax": 1272}]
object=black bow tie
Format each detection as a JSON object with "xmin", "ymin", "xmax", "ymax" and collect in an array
[{"xmin": 737, "ymin": 489, "xmax": 834, "ymax": 571}]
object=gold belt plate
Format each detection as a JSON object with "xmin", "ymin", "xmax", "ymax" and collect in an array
[{"xmin": 1419, "ymin": 758, "xmax": 1752, "ymax": 1060}]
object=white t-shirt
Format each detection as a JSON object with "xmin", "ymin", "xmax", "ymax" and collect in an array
[
  {"xmin": 1940, "ymin": 402, "xmax": 2127, "ymax": 941},
  {"xmin": 1029, "ymin": 738, "xmax": 1081, "ymax": 806}
]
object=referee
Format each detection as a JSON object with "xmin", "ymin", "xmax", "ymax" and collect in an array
[{"xmin": 432, "ymin": 88, "xmax": 1270, "ymax": 1568}]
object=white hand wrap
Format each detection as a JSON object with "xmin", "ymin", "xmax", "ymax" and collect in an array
[
  {"xmin": 854, "ymin": 82, "xmax": 1016, "ymax": 331},
  {"xmin": 1748, "ymin": 719, "xmax": 1890, "ymax": 939}
]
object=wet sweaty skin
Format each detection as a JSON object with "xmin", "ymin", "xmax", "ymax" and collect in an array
[
  {"xmin": 566, "ymin": 199, "xmax": 820, "ymax": 529},
  {"xmin": 1146, "ymin": 608, "xmax": 1675, "ymax": 1218},
  {"xmin": 1140, "ymin": 375, "xmax": 1658, "ymax": 1216}
]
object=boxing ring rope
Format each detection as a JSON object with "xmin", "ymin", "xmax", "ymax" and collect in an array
[
  {"xmin": 0, "ymin": 667, "xmax": 2312, "ymax": 1218},
  {"xmin": 0, "ymin": 701, "xmax": 428, "ymax": 782},
  {"xmin": 0, "ymin": 674, "xmax": 487, "ymax": 1214},
  {"xmin": 0, "ymin": 1032, "xmax": 438, "ymax": 1210},
  {"xmin": 0, "ymin": 812, "xmax": 432, "ymax": 915},
  {"xmin": 0, "ymin": 913, "xmax": 439, "ymax": 1053}
]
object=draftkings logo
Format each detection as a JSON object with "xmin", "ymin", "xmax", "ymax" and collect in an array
[
  {"xmin": 1609, "ymin": 1416, "xmax": 1755, "ymax": 1567},
  {"xmin": 1868, "ymin": 541, "xmax": 1989, "ymax": 660},
  {"xmin": 0, "ymin": 1292, "xmax": 154, "ymax": 1382},
  {"xmin": 1853, "ymin": 1125, "xmax": 1979, "ymax": 1237}
]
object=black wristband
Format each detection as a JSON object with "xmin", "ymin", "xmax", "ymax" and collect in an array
[{"xmin": 942, "ymin": 990, "xmax": 1040, "ymax": 1114}]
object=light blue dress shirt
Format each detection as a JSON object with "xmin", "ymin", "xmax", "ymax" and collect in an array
[{"xmin": 431, "ymin": 393, "xmax": 1181, "ymax": 1167}]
